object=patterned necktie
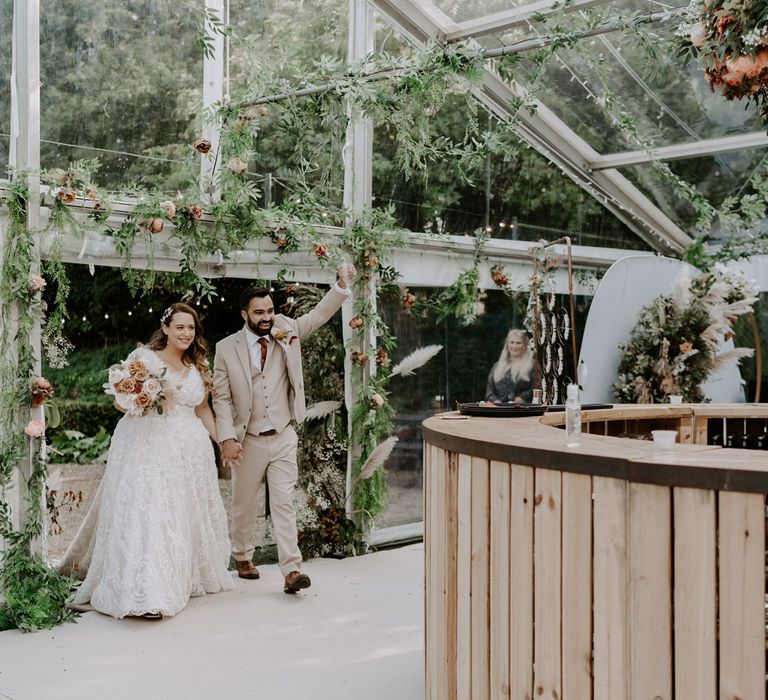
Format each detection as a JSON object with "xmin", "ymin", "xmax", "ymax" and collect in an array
[{"xmin": 258, "ymin": 337, "xmax": 268, "ymax": 370}]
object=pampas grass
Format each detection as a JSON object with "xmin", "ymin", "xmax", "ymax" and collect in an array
[
  {"xmin": 390, "ymin": 345, "xmax": 443, "ymax": 378},
  {"xmin": 358, "ymin": 436, "xmax": 398, "ymax": 481},
  {"xmin": 304, "ymin": 400, "xmax": 343, "ymax": 421}
]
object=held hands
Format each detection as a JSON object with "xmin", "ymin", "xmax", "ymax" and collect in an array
[
  {"xmin": 336, "ymin": 262, "xmax": 357, "ymax": 288},
  {"xmin": 221, "ymin": 439, "xmax": 243, "ymax": 467}
]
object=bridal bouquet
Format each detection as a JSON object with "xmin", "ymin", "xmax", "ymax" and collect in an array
[{"xmin": 104, "ymin": 356, "xmax": 167, "ymax": 416}]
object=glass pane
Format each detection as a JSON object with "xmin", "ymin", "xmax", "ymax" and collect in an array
[
  {"xmin": 0, "ymin": 2, "xmax": 12, "ymax": 176},
  {"xmin": 228, "ymin": 0, "xmax": 348, "ymax": 213},
  {"xmin": 428, "ymin": 0, "xmax": 536, "ymax": 24},
  {"xmin": 40, "ymin": 1, "xmax": 203, "ymax": 191}
]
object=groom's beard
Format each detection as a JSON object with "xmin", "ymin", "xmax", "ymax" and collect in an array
[{"xmin": 247, "ymin": 318, "xmax": 273, "ymax": 336}]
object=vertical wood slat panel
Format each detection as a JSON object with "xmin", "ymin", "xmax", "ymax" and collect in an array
[
  {"xmin": 674, "ymin": 487, "xmax": 716, "ymax": 700},
  {"xmin": 424, "ymin": 443, "xmax": 433, "ymax": 700},
  {"xmin": 628, "ymin": 483, "xmax": 672, "ymax": 700},
  {"xmin": 471, "ymin": 457, "xmax": 490, "ymax": 700},
  {"xmin": 456, "ymin": 454, "xmax": 473, "ymax": 700},
  {"xmin": 489, "ymin": 461, "xmax": 511, "ymax": 698},
  {"xmin": 593, "ymin": 476, "xmax": 629, "ymax": 700},
  {"xmin": 446, "ymin": 453, "xmax": 459, "ymax": 700},
  {"xmin": 509, "ymin": 464, "xmax": 534, "ymax": 699},
  {"xmin": 562, "ymin": 473, "xmax": 593, "ymax": 700},
  {"xmin": 718, "ymin": 491, "xmax": 765, "ymax": 700},
  {"xmin": 534, "ymin": 468, "xmax": 562, "ymax": 700},
  {"xmin": 431, "ymin": 446, "xmax": 448, "ymax": 700}
]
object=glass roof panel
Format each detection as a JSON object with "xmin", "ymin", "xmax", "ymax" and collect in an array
[
  {"xmin": 39, "ymin": 0, "xmax": 202, "ymax": 191},
  {"xmin": 428, "ymin": 0, "xmax": 536, "ymax": 24},
  {"xmin": 477, "ymin": 0, "xmax": 764, "ymax": 153}
]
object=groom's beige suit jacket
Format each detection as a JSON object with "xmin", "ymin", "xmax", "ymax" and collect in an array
[{"xmin": 212, "ymin": 286, "xmax": 348, "ymax": 443}]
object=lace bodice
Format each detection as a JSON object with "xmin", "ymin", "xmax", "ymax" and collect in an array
[{"xmin": 128, "ymin": 347, "xmax": 205, "ymax": 416}]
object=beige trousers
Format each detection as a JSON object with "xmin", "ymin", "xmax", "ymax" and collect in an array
[{"xmin": 230, "ymin": 426, "xmax": 302, "ymax": 576}]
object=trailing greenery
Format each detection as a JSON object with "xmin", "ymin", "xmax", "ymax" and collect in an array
[{"xmin": 0, "ymin": 183, "xmax": 78, "ymax": 631}]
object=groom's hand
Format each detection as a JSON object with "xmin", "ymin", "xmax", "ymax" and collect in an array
[
  {"xmin": 336, "ymin": 262, "xmax": 357, "ymax": 289},
  {"xmin": 221, "ymin": 439, "xmax": 242, "ymax": 467}
]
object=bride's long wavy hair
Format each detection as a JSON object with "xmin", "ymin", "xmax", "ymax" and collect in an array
[
  {"xmin": 147, "ymin": 303, "xmax": 212, "ymax": 392},
  {"xmin": 493, "ymin": 329, "xmax": 534, "ymax": 383}
]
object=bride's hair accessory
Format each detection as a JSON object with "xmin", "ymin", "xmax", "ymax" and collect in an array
[{"xmin": 160, "ymin": 307, "xmax": 174, "ymax": 326}]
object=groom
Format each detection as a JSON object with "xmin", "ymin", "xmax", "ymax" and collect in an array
[{"xmin": 212, "ymin": 264, "xmax": 355, "ymax": 593}]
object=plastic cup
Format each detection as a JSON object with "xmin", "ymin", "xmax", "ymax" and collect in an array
[
  {"xmin": 651, "ymin": 430, "xmax": 677, "ymax": 451},
  {"xmin": 668, "ymin": 395, "xmax": 682, "ymax": 406}
]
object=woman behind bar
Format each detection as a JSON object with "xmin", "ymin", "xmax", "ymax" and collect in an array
[{"xmin": 485, "ymin": 329, "xmax": 537, "ymax": 404}]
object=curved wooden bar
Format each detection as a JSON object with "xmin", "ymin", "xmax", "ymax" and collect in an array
[{"xmin": 422, "ymin": 405, "xmax": 768, "ymax": 700}]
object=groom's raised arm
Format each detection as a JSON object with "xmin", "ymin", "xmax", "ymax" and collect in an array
[{"xmin": 212, "ymin": 344, "xmax": 238, "ymax": 443}]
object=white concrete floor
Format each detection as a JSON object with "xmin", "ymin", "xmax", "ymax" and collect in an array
[{"xmin": 0, "ymin": 544, "xmax": 424, "ymax": 700}]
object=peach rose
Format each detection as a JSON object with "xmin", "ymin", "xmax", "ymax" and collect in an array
[
  {"xmin": 57, "ymin": 189, "xmax": 77, "ymax": 204},
  {"xmin": 227, "ymin": 156, "xmax": 248, "ymax": 174},
  {"xmin": 313, "ymin": 243, "xmax": 329, "ymax": 259},
  {"xmin": 679, "ymin": 341, "xmax": 694, "ymax": 354},
  {"xmin": 371, "ymin": 393, "xmax": 384, "ymax": 408},
  {"xmin": 127, "ymin": 359, "xmax": 148, "ymax": 377},
  {"xmin": 349, "ymin": 315, "xmax": 364, "ymax": 329},
  {"xmin": 143, "ymin": 378, "xmax": 162, "ymax": 398},
  {"xmin": 86, "ymin": 188, "xmax": 98, "ymax": 201},
  {"xmin": 134, "ymin": 392, "xmax": 151, "ymax": 410},
  {"xmin": 30, "ymin": 274, "xmax": 46, "ymax": 292},
  {"xmin": 148, "ymin": 218, "xmax": 164, "ymax": 234},
  {"xmin": 31, "ymin": 376, "xmax": 54, "ymax": 406},
  {"xmin": 160, "ymin": 200, "xmax": 176, "ymax": 219},
  {"xmin": 402, "ymin": 292, "xmax": 416, "ymax": 309},
  {"xmin": 115, "ymin": 377, "xmax": 137, "ymax": 394},
  {"xmin": 375, "ymin": 348, "xmax": 389, "ymax": 367},
  {"xmin": 189, "ymin": 206, "xmax": 203, "ymax": 220},
  {"xmin": 24, "ymin": 419, "xmax": 45, "ymax": 438}
]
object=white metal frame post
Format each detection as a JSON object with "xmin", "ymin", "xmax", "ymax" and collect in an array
[
  {"xmin": 4, "ymin": 0, "xmax": 42, "ymax": 552},
  {"xmin": 342, "ymin": 0, "xmax": 375, "ymax": 522},
  {"xmin": 201, "ymin": 0, "xmax": 225, "ymax": 203}
]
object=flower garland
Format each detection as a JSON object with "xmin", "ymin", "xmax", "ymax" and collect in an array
[
  {"xmin": 0, "ymin": 184, "xmax": 77, "ymax": 631},
  {"xmin": 613, "ymin": 264, "xmax": 758, "ymax": 403},
  {"xmin": 676, "ymin": 0, "xmax": 768, "ymax": 128}
]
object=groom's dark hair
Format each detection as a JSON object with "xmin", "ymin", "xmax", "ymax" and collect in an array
[{"xmin": 239, "ymin": 286, "xmax": 272, "ymax": 311}]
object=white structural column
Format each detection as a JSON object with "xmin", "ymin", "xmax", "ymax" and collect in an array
[
  {"xmin": 4, "ymin": 0, "xmax": 42, "ymax": 552},
  {"xmin": 201, "ymin": 0, "xmax": 225, "ymax": 203},
  {"xmin": 341, "ymin": 0, "xmax": 375, "ymax": 520}
]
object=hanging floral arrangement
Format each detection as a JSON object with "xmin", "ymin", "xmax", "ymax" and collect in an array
[
  {"xmin": 676, "ymin": 0, "xmax": 768, "ymax": 127},
  {"xmin": 612, "ymin": 265, "xmax": 759, "ymax": 403}
]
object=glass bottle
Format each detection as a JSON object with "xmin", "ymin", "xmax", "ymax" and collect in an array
[{"xmin": 565, "ymin": 383, "xmax": 581, "ymax": 448}]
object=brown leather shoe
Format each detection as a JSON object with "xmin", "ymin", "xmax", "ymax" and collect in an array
[
  {"xmin": 235, "ymin": 560, "xmax": 260, "ymax": 580},
  {"xmin": 284, "ymin": 571, "xmax": 311, "ymax": 594}
]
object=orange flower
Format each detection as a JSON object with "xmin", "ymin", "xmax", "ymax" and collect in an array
[
  {"xmin": 57, "ymin": 189, "xmax": 77, "ymax": 204},
  {"xmin": 127, "ymin": 360, "xmax": 148, "ymax": 378},
  {"xmin": 115, "ymin": 377, "xmax": 137, "ymax": 394},
  {"xmin": 148, "ymin": 218, "xmax": 164, "ymax": 234},
  {"xmin": 313, "ymin": 243, "xmax": 329, "ymax": 259},
  {"xmin": 402, "ymin": 292, "xmax": 416, "ymax": 309},
  {"xmin": 189, "ymin": 206, "xmax": 203, "ymax": 220},
  {"xmin": 31, "ymin": 376, "xmax": 54, "ymax": 406},
  {"xmin": 134, "ymin": 393, "xmax": 151, "ymax": 410},
  {"xmin": 193, "ymin": 138, "xmax": 212, "ymax": 154},
  {"xmin": 375, "ymin": 348, "xmax": 389, "ymax": 367},
  {"xmin": 679, "ymin": 341, "xmax": 694, "ymax": 354},
  {"xmin": 348, "ymin": 315, "xmax": 364, "ymax": 329}
]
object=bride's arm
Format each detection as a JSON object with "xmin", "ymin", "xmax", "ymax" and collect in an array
[{"xmin": 195, "ymin": 398, "xmax": 218, "ymax": 443}]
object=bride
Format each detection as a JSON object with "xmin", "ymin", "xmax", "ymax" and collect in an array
[{"xmin": 58, "ymin": 303, "xmax": 234, "ymax": 619}]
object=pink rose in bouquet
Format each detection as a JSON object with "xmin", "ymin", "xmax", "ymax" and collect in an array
[{"xmin": 105, "ymin": 351, "xmax": 167, "ymax": 416}]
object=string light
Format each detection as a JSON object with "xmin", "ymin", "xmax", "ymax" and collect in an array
[
  {"xmin": 104, "ymin": 313, "xmax": 109, "ymax": 319},
  {"xmin": 82, "ymin": 316, "xmax": 86, "ymax": 322},
  {"xmin": 128, "ymin": 311, "xmax": 132, "ymax": 316}
]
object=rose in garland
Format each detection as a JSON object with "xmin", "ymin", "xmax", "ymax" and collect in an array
[
  {"xmin": 613, "ymin": 264, "xmax": 758, "ymax": 403},
  {"xmin": 676, "ymin": 0, "xmax": 768, "ymax": 127}
]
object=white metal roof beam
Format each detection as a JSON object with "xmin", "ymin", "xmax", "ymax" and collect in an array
[
  {"xmin": 371, "ymin": 0, "xmax": 692, "ymax": 256},
  {"xmin": 445, "ymin": 0, "xmax": 613, "ymax": 42},
  {"xmin": 590, "ymin": 131, "xmax": 768, "ymax": 170}
]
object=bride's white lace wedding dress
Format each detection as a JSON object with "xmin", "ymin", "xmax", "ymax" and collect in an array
[{"xmin": 58, "ymin": 347, "xmax": 234, "ymax": 618}]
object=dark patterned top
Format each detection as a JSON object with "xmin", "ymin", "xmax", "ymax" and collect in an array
[{"xmin": 485, "ymin": 364, "xmax": 537, "ymax": 404}]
